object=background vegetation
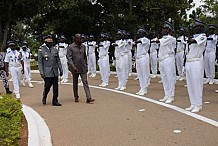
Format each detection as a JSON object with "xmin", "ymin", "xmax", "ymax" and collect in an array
[{"xmin": 0, "ymin": 0, "xmax": 217, "ymax": 53}]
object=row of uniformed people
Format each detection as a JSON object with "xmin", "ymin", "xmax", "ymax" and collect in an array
[
  {"xmin": 4, "ymin": 41, "xmax": 33, "ymax": 98},
  {"xmin": 50, "ymin": 19, "xmax": 216, "ymax": 112},
  {"xmin": 87, "ymin": 19, "xmax": 215, "ymax": 113}
]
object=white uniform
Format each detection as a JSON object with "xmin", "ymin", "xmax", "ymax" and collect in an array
[
  {"xmin": 4, "ymin": 50, "xmax": 23, "ymax": 98},
  {"xmin": 135, "ymin": 37, "xmax": 150, "ymax": 95},
  {"xmin": 56, "ymin": 42, "xmax": 69, "ymax": 82},
  {"xmin": 126, "ymin": 39, "xmax": 134, "ymax": 76},
  {"xmin": 204, "ymin": 34, "xmax": 218, "ymax": 83},
  {"xmin": 176, "ymin": 35, "xmax": 186, "ymax": 79},
  {"xmin": 158, "ymin": 34, "xmax": 176, "ymax": 103},
  {"xmin": 186, "ymin": 33, "xmax": 207, "ymax": 111},
  {"xmin": 87, "ymin": 41, "xmax": 97, "ymax": 77},
  {"xmin": 98, "ymin": 40, "xmax": 110, "ymax": 86},
  {"xmin": 114, "ymin": 39, "xmax": 129, "ymax": 90},
  {"xmin": 150, "ymin": 37, "xmax": 159, "ymax": 76},
  {"xmin": 21, "ymin": 50, "xmax": 33, "ymax": 87}
]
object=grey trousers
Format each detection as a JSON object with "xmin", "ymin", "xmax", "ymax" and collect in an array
[{"xmin": 72, "ymin": 73, "xmax": 91, "ymax": 99}]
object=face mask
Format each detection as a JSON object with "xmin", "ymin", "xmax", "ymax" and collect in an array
[
  {"xmin": 11, "ymin": 47, "xmax": 15, "ymax": 51},
  {"xmin": 46, "ymin": 42, "xmax": 53, "ymax": 48}
]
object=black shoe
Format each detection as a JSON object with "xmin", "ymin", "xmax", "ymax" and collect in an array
[
  {"xmin": 75, "ymin": 97, "xmax": 79, "ymax": 103},
  {"xmin": 52, "ymin": 102, "xmax": 62, "ymax": 106},
  {"xmin": 5, "ymin": 88, "xmax": 12, "ymax": 94},
  {"xmin": 86, "ymin": 98, "xmax": 95, "ymax": 103},
  {"xmin": 42, "ymin": 98, "xmax": 46, "ymax": 105}
]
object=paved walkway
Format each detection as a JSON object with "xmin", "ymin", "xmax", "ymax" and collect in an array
[{"xmin": 1, "ymin": 72, "xmax": 218, "ymax": 146}]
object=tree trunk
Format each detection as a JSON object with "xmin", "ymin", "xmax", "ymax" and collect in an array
[
  {"xmin": 0, "ymin": 22, "xmax": 10, "ymax": 52},
  {"xmin": 0, "ymin": 20, "xmax": 2, "ymax": 42},
  {"xmin": 0, "ymin": 1, "xmax": 12, "ymax": 52}
]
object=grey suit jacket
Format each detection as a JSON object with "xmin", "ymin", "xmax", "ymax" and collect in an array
[
  {"xmin": 67, "ymin": 42, "xmax": 88, "ymax": 73},
  {"xmin": 38, "ymin": 45, "xmax": 63, "ymax": 77}
]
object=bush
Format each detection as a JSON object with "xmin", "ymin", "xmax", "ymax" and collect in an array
[{"xmin": 0, "ymin": 94, "xmax": 23, "ymax": 146}]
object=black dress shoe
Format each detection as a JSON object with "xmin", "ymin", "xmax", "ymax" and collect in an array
[
  {"xmin": 75, "ymin": 98, "xmax": 79, "ymax": 103},
  {"xmin": 42, "ymin": 98, "xmax": 46, "ymax": 105},
  {"xmin": 52, "ymin": 102, "xmax": 62, "ymax": 106},
  {"xmin": 86, "ymin": 98, "xmax": 95, "ymax": 103}
]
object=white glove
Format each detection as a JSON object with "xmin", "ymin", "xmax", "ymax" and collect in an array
[{"xmin": 215, "ymin": 60, "xmax": 218, "ymax": 66}]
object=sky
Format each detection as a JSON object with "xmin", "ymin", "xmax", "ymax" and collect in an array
[{"xmin": 188, "ymin": 0, "xmax": 204, "ymax": 15}]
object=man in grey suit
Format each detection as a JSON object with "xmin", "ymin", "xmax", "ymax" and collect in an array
[
  {"xmin": 38, "ymin": 35, "xmax": 63, "ymax": 106},
  {"xmin": 67, "ymin": 34, "xmax": 95, "ymax": 103}
]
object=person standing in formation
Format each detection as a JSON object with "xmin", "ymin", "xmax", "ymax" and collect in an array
[
  {"xmin": 98, "ymin": 33, "xmax": 110, "ymax": 87},
  {"xmin": 204, "ymin": 24, "xmax": 217, "ymax": 85},
  {"xmin": 185, "ymin": 19, "xmax": 207, "ymax": 113},
  {"xmin": 149, "ymin": 32, "xmax": 159, "ymax": 79},
  {"xmin": 176, "ymin": 27, "xmax": 186, "ymax": 81},
  {"xmin": 158, "ymin": 21, "xmax": 176, "ymax": 104},
  {"xmin": 0, "ymin": 49, "xmax": 12, "ymax": 94},
  {"xmin": 4, "ymin": 41, "xmax": 24, "ymax": 98},
  {"xmin": 113, "ymin": 30, "xmax": 128, "ymax": 91},
  {"xmin": 125, "ymin": 32, "xmax": 134, "ymax": 77},
  {"xmin": 55, "ymin": 35, "xmax": 69, "ymax": 83},
  {"xmin": 38, "ymin": 35, "xmax": 63, "ymax": 106},
  {"xmin": 135, "ymin": 28, "xmax": 150, "ymax": 96},
  {"xmin": 87, "ymin": 34, "xmax": 97, "ymax": 77},
  {"xmin": 21, "ymin": 45, "xmax": 34, "ymax": 88},
  {"xmin": 67, "ymin": 34, "xmax": 95, "ymax": 103}
]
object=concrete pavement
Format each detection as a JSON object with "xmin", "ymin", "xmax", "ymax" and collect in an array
[{"xmin": 2, "ymin": 72, "xmax": 218, "ymax": 146}]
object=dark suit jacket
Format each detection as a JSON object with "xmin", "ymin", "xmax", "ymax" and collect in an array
[
  {"xmin": 67, "ymin": 42, "xmax": 88, "ymax": 73},
  {"xmin": 38, "ymin": 45, "xmax": 63, "ymax": 77}
]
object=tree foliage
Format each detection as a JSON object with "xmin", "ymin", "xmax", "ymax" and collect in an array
[{"xmin": 0, "ymin": 0, "xmax": 217, "ymax": 52}]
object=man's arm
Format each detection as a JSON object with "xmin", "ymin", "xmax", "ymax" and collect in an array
[
  {"xmin": 56, "ymin": 49, "xmax": 63, "ymax": 76},
  {"xmin": 21, "ymin": 60, "xmax": 24, "ymax": 74},
  {"xmin": 37, "ymin": 48, "xmax": 45, "ymax": 78},
  {"xmin": 66, "ymin": 45, "xmax": 78, "ymax": 72},
  {"xmin": 5, "ymin": 63, "xmax": 9, "ymax": 77}
]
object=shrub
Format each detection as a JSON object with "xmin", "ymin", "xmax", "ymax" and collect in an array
[{"xmin": 0, "ymin": 94, "xmax": 23, "ymax": 146}]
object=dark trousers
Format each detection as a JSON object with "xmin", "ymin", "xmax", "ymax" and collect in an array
[
  {"xmin": 73, "ymin": 73, "xmax": 91, "ymax": 99},
  {"xmin": 43, "ymin": 77, "xmax": 59, "ymax": 103}
]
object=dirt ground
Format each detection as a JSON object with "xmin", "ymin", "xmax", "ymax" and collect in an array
[{"xmin": 2, "ymin": 72, "xmax": 218, "ymax": 146}]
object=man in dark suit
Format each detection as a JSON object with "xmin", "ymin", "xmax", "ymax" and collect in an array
[
  {"xmin": 67, "ymin": 34, "xmax": 95, "ymax": 103},
  {"xmin": 38, "ymin": 35, "xmax": 63, "ymax": 106}
]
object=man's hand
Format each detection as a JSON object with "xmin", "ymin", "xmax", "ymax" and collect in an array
[
  {"xmin": 60, "ymin": 71, "xmax": 63, "ymax": 76},
  {"xmin": 6, "ymin": 71, "xmax": 9, "ymax": 77},
  {"xmin": 72, "ymin": 67, "xmax": 78, "ymax": 72},
  {"xmin": 40, "ymin": 74, "xmax": 45, "ymax": 79}
]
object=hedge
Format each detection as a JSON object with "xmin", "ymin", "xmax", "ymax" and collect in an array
[{"xmin": 0, "ymin": 94, "xmax": 23, "ymax": 146}]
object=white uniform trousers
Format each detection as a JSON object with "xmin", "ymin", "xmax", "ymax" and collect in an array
[
  {"xmin": 23, "ymin": 63, "xmax": 31, "ymax": 81},
  {"xmin": 204, "ymin": 51, "xmax": 215, "ymax": 78},
  {"xmin": 123, "ymin": 54, "xmax": 129, "ymax": 81},
  {"xmin": 99, "ymin": 55, "xmax": 110, "ymax": 84},
  {"xmin": 186, "ymin": 60, "xmax": 203, "ymax": 106},
  {"xmin": 117, "ymin": 55, "xmax": 128, "ymax": 87},
  {"xmin": 159, "ymin": 56, "xmax": 176, "ymax": 97},
  {"xmin": 128, "ymin": 51, "xmax": 132, "ymax": 74},
  {"xmin": 176, "ymin": 51, "xmax": 184, "ymax": 77},
  {"xmin": 88, "ymin": 53, "xmax": 96, "ymax": 74},
  {"xmin": 10, "ymin": 67, "xmax": 21, "ymax": 94},
  {"xmin": 60, "ymin": 56, "xmax": 69, "ymax": 80},
  {"xmin": 136, "ymin": 54, "xmax": 150, "ymax": 89},
  {"xmin": 150, "ymin": 51, "xmax": 158, "ymax": 75}
]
